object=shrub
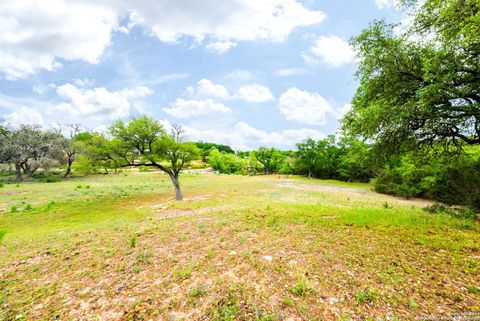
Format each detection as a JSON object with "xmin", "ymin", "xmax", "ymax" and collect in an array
[{"xmin": 375, "ymin": 154, "xmax": 480, "ymax": 213}]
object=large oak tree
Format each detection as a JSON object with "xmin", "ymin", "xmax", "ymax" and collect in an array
[
  {"xmin": 109, "ymin": 116, "xmax": 199, "ymax": 200},
  {"xmin": 343, "ymin": 0, "xmax": 480, "ymax": 152}
]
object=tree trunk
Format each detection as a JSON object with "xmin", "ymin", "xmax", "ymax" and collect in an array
[
  {"xmin": 15, "ymin": 163, "xmax": 23, "ymax": 182},
  {"xmin": 63, "ymin": 158, "xmax": 73, "ymax": 178},
  {"xmin": 23, "ymin": 163, "xmax": 33, "ymax": 177},
  {"xmin": 169, "ymin": 173, "xmax": 183, "ymax": 201},
  {"xmin": 308, "ymin": 168, "xmax": 312, "ymax": 178}
]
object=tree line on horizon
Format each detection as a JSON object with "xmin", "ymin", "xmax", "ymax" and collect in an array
[{"xmin": 1, "ymin": 116, "xmax": 479, "ymax": 213}]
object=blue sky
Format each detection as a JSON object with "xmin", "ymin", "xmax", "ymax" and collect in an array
[{"xmin": 0, "ymin": 0, "xmax": 402, "ymax": 150}]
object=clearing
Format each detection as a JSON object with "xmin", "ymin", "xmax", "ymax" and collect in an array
[{"xmin": 0, "ymin": 173, "xmax": 478, "ymax": 320}]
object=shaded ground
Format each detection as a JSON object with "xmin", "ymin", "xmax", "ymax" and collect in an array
[{"xmin": 0, "ymin": 173, "xmax": 478, "ymax": 320}]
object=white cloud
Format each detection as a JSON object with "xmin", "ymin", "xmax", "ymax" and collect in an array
[
  {"xmin": 279, "ymin": 87, "xmax": 335, "ymax": 125},
  {"xmin": 127, "ymin": 0, "xmax": 325, "ymax": 44},
  {"xmin": 163, "ymin": 98, "xmax": 230, "ymax": 118},
  {"xmin": 336, "ymin": 103, "xmax": 352, "ymax": 120},
  {"xmin": 0, "ymin": 0, "xmax": 117, "ymax": 80},
  {"xmin": 235, "ymin": 85, "xmax": 275, "ymax": 103},
  {"xmin": 305, "ymin": 35, "xmax": 355, "ymax": 67},
  {"xmin": 225, "ymin": 69, "xmax": 255, "ymax": 82},
  {"xmin": 375, "ymin": 0, "xmax": 401, "ymax": 9},
  {"xmin": 186, "ymin": 79, "xmax": 274, "ymax": 103},
  {"xmin": 53, "ymin": 83, "xmax": 152, "ymax": 120},
  {"xmin": 182, "ymin": 121, "xmax": 325, "ymax": 150},
  {"xmin": 33, "ymin": 83, "xmax": 56, "ymax": 95},
  {"xmin": 274, "ymin": 68, "xmax": 307, "ymax": 77},
  {"xmin": 0, "ymin": 0, "xmax": 325, "ymax": 79},
  {"xmin": 187, "ymin": 79, "xmax": 230, "ymax": 100},
  {"xmin": 205, "ymin": 41, "xmax": 237, "ymax": 54},
  {"xmin": 4, "ymin": 107, "xmax": 44, "ymax": 126}
]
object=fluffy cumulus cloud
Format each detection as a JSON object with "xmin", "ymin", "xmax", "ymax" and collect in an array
[
  {"xmin": 187, "ymin": 79, "xmax": 230, "ymax": 100},
  {"xmin": 185, "ymin": 79, "xmax": 274, "ymax": 104},
  {"xmin": 181, "ymin": 121, "xmax": 325, "ymax": 150},
  {"xmin": 4, "ymin": 107, "xmax": 45, "ymax": 126},
  {"xmin": 0, "ymin": 0, "xmax": 117, "ymax": 80},
  {"xmin": 279, "ymin": 87, "xmax": 335, "ymax": 125},
  {"xmin": 304, "ymin": 35, "xmax": 355, "ymax": 67},
  {"xmin": 53, "ymin": 83, "xmax": 152, "ymax": 119},
  {"xmin": 126, "ymin": 0, "xmax": 325, "ymax": 44},
  {"xmin": 0, "ymin": 0, "xmax": 325, "ymax": 79},
  {"xmin": 1, "ymin": 83, "xmax": 152, "ymax": 126},
  {"xmin": 163, "ymin": 99, "xmax": 231, "ymax": 118},
  {"xmin": 235, "ymin": 85, "xmax": 274, "ymax": 103}
]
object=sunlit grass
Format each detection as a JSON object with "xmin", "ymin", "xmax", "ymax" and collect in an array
[{"xmin": 0, "ymin": 172, "xmax": 478, "ymax": 319}]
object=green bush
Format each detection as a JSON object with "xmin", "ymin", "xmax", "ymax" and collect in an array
[
  {"xmin": 430, "ymin": 159, "xmax": 480, "ymax": 211},
  {"xmin": 32, "ymin": 172, "xmax": 47, "ymax": 179},
  {"xmin": 374, "ymin": 153, "xmax": 480, "ymax": 212}
]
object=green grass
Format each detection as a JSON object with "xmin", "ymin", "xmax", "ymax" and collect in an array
[{"xmin": 0, "ymin": 172, "xmax": 479, "ymax": 320}]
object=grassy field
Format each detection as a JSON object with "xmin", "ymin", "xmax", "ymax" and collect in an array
[{"xmin": 0, "ymin": 172, "xmax": 479, "ymax": 320}]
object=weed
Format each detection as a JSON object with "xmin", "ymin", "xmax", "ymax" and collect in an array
[
  {"xmin": 205, "ymin": 248, "xmax": 215, "ymax": 259},
  {"xmin": 135, "ymin": 250, "xmax": 153, "ymax": 264},
  {"xmin": 289, "ymin": 282, "xmax": 311, "ymax": 297},
  {"xmin": 208, "ymin": 292, "xmax": 240, "ymax": 321},
  {"xmin": 356, "ymin": 288, "xmax": 379, "ymax": 304},
  {"xmin": 199, "ymin": 222, "xmax": 206, "ymax": 234},
  {"xmin": 129, "ymin": 235, "xmax": 137, "ymax": 248},
  {"xmin": 467, "ymin": 285, "xmax": 479, "ymax": 294},
  {"xmin": 174, "ymin": 262, "xmax": 196, "ymax": 280},
  {"xmin": 24, "ymin": 204, "xmax": 33, "ymax": 211},
  {"xmin": 281, "ymin": 296, "xmax": 294, "ymax": 307},
  {"xmin": 189, "ymin": 286, "xmax": 207, "ymax": 297},
  {"xmin": 0, "ymin": 229, "xmax": 6, "ymax": 243},
  {"xmin": 10, "ymin": 205, "xmax": 18, "ymax": 213},
  {"xmin": 408, "ymin": 298, "xmax": 418, "ymax": 309},
  {"xmin": 45, "ymin": 201, "xmax": 55, "ymax": 210},
  {"xmin": 133, "ymin": 265, "xmax": 141, "ymax": 273}
]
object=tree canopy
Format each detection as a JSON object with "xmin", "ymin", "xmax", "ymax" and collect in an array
[
  {"xmin": 108, "ymin": 116, "xmax": 199, "ymax": 200},
  {"xmin": 343, "ymin": 0, "xmax": 480, "ymax": 152}
]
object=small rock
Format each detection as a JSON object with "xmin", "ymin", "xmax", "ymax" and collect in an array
[
  {"xmin": 263, "ymin": 255, "xmax": 273, "ymax": 261},
  {"xmin": 328, "ymin": 297, "xmax": 339, "ymax": 305},
  {"xmin": 229, "ymin": 251, "xmax": 237, "ymax": 255}
]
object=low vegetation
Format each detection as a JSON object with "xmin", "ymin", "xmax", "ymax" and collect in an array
[{"xmin": 0, "ymin": 173, "xmax": 479, "ymax": 319}]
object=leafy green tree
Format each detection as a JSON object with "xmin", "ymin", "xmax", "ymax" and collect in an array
[
  {"xmin": 295, "ymin": 139, "xmax": 321, "ymax": 178},
  {"xmin": 109, "ymin": 117, "xmax": 199, "ymax": 200},
  {"xmin": 196, "ymin": 142, "xmax": 234, "ymax": 162},
  {"xmin": 344, "ymin": 0, "xmax": 480, "ymax": 152},
  {"xmin": 254, "ymin": 147, "xmax": 286, "ymax": 174},
  {"xmin": 337, "ymin": 137, "xmax": 375, "ymax": 182},
  {"xmin": 74, "ymin": 132, "xmax": 122, "ymax": 175},
  {"xmin": 295, "ymin": 136, "xmax": 340, "ymax": 179},
  {"xmin": 0, "ymin": 125, "xmax": 63, "ymax": 181},
  {"xmin": 53, "ymin": 124, "xmax": 83, "ymax": 178}
]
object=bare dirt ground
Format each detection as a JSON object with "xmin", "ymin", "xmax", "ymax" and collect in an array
[{"xmin": 0, "ymin": 174, "xmax": 478, "ymax": 320}]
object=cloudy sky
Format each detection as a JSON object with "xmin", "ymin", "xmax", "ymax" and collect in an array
[{"xmin": 0, "ymin": 0, "xmax": 402, "ymax": 150}]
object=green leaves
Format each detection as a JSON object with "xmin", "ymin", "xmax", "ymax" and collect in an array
[{"xmin": 344, "ymin": 0, "xmax": 480, "ymax": 153}]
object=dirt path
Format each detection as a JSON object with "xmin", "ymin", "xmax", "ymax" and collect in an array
[{"xmin": 277, "ymin": 181, "xmax": 434, "ymax": 207}]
